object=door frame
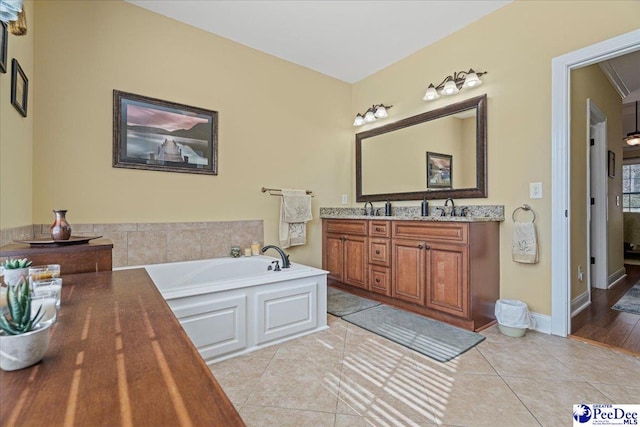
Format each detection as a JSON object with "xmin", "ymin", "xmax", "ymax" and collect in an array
[
  {"xmin": 551, "ymin": 29, "xmax": 640, "ymax": 337},
  {"xmin": 588, "ymin": 100, "xmax": 608, "ymax": 291}
]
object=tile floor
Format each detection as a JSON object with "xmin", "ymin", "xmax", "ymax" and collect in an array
[{"xmin": 210, "ymin": 315, "xmax": 640, "ymax": 426}]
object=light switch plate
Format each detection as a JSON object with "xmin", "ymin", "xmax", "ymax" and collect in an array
[
  {"xmin": 530, "ymin": 182, "xmax": 542, "ymax": 199},
  {"xmin": 341, "ymin": 194, "xmax": 348, "ymax": 205}
]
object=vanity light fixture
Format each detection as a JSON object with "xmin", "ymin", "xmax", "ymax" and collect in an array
[
  {"xmin": 624, "ymin": 101, "xmax": 640, "ymax": 146},
  {"xmin": 353, "ymin": 104, "xmax": 392, "ymax": 127},
  {"xmin": 423, "ymin": 69, "xmax": 487, "ymax": 101}
]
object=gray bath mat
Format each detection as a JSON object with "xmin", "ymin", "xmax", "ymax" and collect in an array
[
  {"xmin": 612, "ymin": 283, "xmax": 640, "ymax": 315},
  {"xmin": 342, "ymin": 304, "xmax": 485, "ymax": 362},
  {"xmin": 327, "ymin": 287, "xmax": 381, "ymax": 317}
]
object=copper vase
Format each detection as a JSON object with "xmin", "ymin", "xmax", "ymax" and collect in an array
[{"xmin": 50, "ymin": 210, "xmax": 72, "ymax": 240}]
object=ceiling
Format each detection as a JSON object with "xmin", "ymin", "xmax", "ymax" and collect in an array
[
  {"xmin": 127, "ymin": 1, "xmax": 638, "ymax": 139},
  {"xmin": 126, "ymin": 0, "xmax": 512, "ymax": 83},
  {"xmin": 601, "ymin": 50, "xmax": 640, "ymax": 139}
]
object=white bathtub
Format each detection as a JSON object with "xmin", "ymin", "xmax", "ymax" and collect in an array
[{"xmin": 144, "ymin": 256, "xmax": 328, "ymax": 363}]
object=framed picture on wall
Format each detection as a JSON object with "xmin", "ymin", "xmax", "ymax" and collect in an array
[
  {"xmin": 11, "ymin": 59, "xmax": 28, "ymax": 117},
  {"xmin": 608, "ymin": 150, "xmax": 615, "ymax": 178},
  {"xmin": 113, "ymin": 90, "xmax": 218, "ymax": 175},
  {"xmin": 0, "ymin": 22, "xmax": 7, "ymax": 74},
  {"xmin": 426, "ymin": 151, "xmax": 452, "ymax": 189}
]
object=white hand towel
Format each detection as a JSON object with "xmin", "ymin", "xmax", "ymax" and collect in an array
[
  {"xmin": 279, "ymin": 189, "xmax": 312, "ymax": 248},
  {"xmin": 512, "ymin": 222, "xmax": 538, "ymax": 264}
]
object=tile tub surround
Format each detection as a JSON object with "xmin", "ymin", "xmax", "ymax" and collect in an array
[
  {"xmin": 320, "ymin": 205, "xmax": 505, "ymax": 221},
  {"xmin": 1, "ymin": 220, "xmax": 263, "ymax": 268}
]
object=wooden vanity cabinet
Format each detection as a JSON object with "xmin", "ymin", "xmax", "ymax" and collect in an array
[
  {"xmin": 322, "ymin": 220, "xmax": 368, "ymax": 289},
  {"xmin": 324, "ymin": 218, "xmax": 499, "ymax": 331}
]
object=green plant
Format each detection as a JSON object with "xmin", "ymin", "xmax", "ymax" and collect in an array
[
  {"xmin": 0, "ymin": 278, "xmax": 43, "ymax": 335},
  {"xmin": 2, "ymin": 258, "xmax": 32, "ymax": 270}
]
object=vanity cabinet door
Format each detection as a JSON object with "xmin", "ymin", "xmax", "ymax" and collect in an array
[
  {"xmin": 323, "ymin": 230, "xmax": 368, "ymax": 290},
  {"xmin": 343, "ymin": 235, "xmax": 368, "ymax": 289},
  {"xmin": 392, "ymin": 239, "xmax": 426, "ymax": 305},
  {"xmin": 323, "ymin": 233, "xmax": 345, "ymax": 282},
  {"xmin": 425, "ymin": 242, "xmax": 469, "ymax": 318}
]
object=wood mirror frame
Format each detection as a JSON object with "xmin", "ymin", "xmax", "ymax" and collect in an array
[{"xmin": 356, "ymin": 94, "xmax": 487, "ymax": 202}]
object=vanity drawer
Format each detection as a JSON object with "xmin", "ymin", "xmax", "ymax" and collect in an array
[
  {"xmin": 392, "ymin": 221, "xmax": 468, "ymax": 243},
  {"xmin": 369, "ymin": 265, "xmax": 391, "ymax": 296},
  {"xmin": 324, "ymin": 219, "xmax": 367, "ymax": 236},
  {"xmin": 369, "ymin": 238, "xmax": 391, "ymax": 267},
  {"xmin": 369, "ymin": 221, "xmax": 391, "ymax": 238}
]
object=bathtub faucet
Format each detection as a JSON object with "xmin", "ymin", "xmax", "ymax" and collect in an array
[{"xmin": 261, "ymin": 245, "xmax": 291, "ymax": 268}]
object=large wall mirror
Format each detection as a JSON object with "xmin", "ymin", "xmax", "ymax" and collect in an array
[{"xmin": 356, "ymin": 94, "xmax": 487, "ymax": 202}]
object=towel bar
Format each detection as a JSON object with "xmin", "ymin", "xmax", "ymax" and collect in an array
[
  {"xmin": 261, "ymin": 187, "xmax": 313, "ymax": 196},
  {"xmin": 512, "ymin": 204, "xmax": 536, "ymax": 223}
]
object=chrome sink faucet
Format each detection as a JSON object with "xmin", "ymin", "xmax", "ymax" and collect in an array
[
  {"xmin": 261, "ymin": 245, "xmax": 291, "ymax": 268},
  {"xmin": 444, "ymin": 198, "xmax": 455, "ymax": 216}
]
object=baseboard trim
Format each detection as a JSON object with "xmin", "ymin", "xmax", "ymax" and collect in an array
[
  {"xmin": 530, "ymin": 312, "xmax": 551, "ymax": 334},
  {"xmin": 571, "ymin": 291, "xmax": 591, "ymax": 317},
  {"xmin": 608, "ymin": 267, "xmax": 627, "ymax": 289}
]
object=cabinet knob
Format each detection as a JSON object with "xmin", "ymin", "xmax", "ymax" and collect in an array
[
  {"xmin": 375, "ymin": 250, "xmax": 380, "ymax": 255},
  {"xmin": 417, "ymin": 244, "xmax": 423, "ymax": 249},
  {"xmin": 375, "ymin": 278, "xmax": 381, "ymax": 283},
  {"xmin": 424, "ymin": 244, "xmax": 430, "ymax": 250},
  {"xmin": 375, "ymin": 227, "xmax": 381, "ymax": 231}
]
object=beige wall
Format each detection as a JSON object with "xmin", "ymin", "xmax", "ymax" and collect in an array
[
  {"xmin": 570, "ymin": 64, "xmax": 624, "ymax": 299},
  {"xmin": 3, "ymin": 1, "xmax": 639, "ymax": 316},
  {"xmin": 352, "ymin": 0, "xmax": 640, "ymax": 314},
  {"xmin": 28, "ymin": 0, "xmax": 352, "ymax": 268},
  {"xmin": 0, "ymin": 0, "xmax": 34, "ymax": 230}
]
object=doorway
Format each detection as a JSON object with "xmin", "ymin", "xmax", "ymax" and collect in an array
[{"xmin": 551, "ymin": 29, "xmax": 640, "ymax": 337}]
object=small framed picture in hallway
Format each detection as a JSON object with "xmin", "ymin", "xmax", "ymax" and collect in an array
[
  {"xmin": 608, "ymin": 150, "xmax": 615, "ymax": 178},
  {"xmin": 113, "ymin": 90, "xmax": 218, "ymax": 175}
]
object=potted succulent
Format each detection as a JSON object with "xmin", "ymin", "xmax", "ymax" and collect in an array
[
  {"xmin": 0, "ymin": 278, "xmax": 52, "ymax": 371},
  {"xmin": 2, "ymin": 258, "xmax": 32, "ymax": 287}
]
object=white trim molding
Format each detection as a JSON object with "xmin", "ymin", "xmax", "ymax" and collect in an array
[
  {"xmin": 530, "ymin": 312, "xmax": 552, "ymax": 334},
  {"xmin": 551, "ymin": 29, "xmax": 640, "ymax": 337},
  {"xmin": 571, "ymin": 291, "xmax": 591, "ymax": 317},
  {"xmin": 608, "ymin": 268, "xmax": 626, "ymax": 289}
]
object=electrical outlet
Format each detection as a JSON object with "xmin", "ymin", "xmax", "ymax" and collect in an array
[
  {"xmin": 341, "ymin": 194, "xmax": 348, "ymax": 205},
  {"xmin": 578, "ymin": 265, "xmax": 584, "ymax": 282},
  {"xmin": 530, "ymin": 182, "xmax": 542, "ymax": 199}
]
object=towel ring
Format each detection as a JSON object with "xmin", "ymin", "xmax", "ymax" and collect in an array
[{"xmin": 512, "ymin": 204, "xmax": 536, "ymax": 223}]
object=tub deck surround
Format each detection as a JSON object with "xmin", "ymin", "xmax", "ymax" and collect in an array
[
  {"xmin": 23, "ymin": 219, "xmax": 264, "ymax": 268},
  {"xmin": 320, "ymin": 205, "xmax": 505, "ymax": 221},
  {"xmin": 0, "ymin": 269, "xmax": 244, "ymax": 426},
  {"xmin": 146, "ymin": 256, "xmax": 329, "ymax": 363}
]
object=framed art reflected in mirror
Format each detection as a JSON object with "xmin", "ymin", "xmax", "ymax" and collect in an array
[{"xmin": 427, "ymin": 152, "xmax": 452, "ymax": 189}]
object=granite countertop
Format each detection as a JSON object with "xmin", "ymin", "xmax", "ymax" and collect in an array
[{"xmin": 320, "ymin": 205, "xmax": 505, "ymax": 222}]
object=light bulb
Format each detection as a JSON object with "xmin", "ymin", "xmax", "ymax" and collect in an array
[
  {"xmin": 364, "ymin": 110, "xmax": 376, "ymax": 122},
  {"xmin": 625, "ymin": 133, "xmax": 640, "ymax": 146},
  {"xmin": 374, "ymin": 105, "xmax": 387, "ymax": 118},
  {"xmin": 463, "ymin": 71, "xmax": 482, "ymax": 88},
  {"xmin": 353, "ymin": 114, "xmax": 365, "ymax": 127},
  {"xmin": 423, "ymin": 85, "xmax": 439, "ymax": 101},
  {"xmin": 442, "ymin": 80, "xmax": 459, "ymax": 96}
]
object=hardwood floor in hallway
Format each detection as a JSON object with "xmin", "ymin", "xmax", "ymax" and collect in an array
[{"xmin": 571, "ymin": 264, "xmax": 640, "ymax": 354}]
